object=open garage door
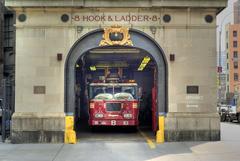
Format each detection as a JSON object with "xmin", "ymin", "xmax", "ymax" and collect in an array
[
  {"xmin": 74, "ymin": 47, "xmax": 157, "ymax": 134},
  {"xmin": 65, "ymin": 27, "xmax": 168, "ymax": 141}
]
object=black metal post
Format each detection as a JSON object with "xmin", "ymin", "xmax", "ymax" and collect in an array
[{"xmin": 1, "ymin": 79, "xmax": 6, "ymax": 142}]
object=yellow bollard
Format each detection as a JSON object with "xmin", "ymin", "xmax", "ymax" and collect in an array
[
  {"xmin": 156, "ymin": 116, "xmax": 165, "ymax": 143},
  {"xmin": 64, "ymin": 130, "xmax": 77, "ymax": 144},
  {"xmin": 64, "ymin": 115, "xmax": 77, "ymax": 144},
  {"xmin": 65, "ymin": 116, "xmax": 74, "ymax": 130}
]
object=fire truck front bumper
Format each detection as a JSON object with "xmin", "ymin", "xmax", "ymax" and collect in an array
[{"xmin": 90, "ymin": 119, "xmax": 138, "ymax": 126}]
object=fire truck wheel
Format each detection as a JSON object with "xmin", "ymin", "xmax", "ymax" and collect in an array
[
  {"xmin": 130, "ymin": 126, "xmax": 138, "ymax": 132},
  {"xmin": 90, "ymin": 126, "xmax": 96, "ymax": 132}
]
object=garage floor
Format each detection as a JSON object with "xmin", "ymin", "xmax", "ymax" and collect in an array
[{"xmin": 76, "ymin": 119, "xmax": 155, "ymax": 143}]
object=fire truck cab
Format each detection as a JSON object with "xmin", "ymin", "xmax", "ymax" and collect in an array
[{"xmin": 88, "ymin": 82, "xmax": 139, "ymax": 127}]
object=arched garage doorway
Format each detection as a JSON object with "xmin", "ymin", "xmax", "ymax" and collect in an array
[{"xmin": 65, "ymin": 28, "xmax": 168, "ymax": 133}]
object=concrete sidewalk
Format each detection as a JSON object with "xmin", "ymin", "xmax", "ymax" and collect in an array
[{"xmin": 0, "ymin": 123, "xmax": 239, "ymax": 161}]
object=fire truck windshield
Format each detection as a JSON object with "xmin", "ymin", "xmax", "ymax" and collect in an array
[
  {"xmin": 89, "ymin": 84, "xmax": 137, "ymax": 100},
  {"xmin": 114, "ymin": 93, "xmax": 134, "ymax": 100},
  {"xmin": 94, "ymin": 93, "xmax": 113, "ymax": 100}
]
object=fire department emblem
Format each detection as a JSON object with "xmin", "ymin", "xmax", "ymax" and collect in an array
[{"xmin": 99, "ymin": 25, "xmax": 133, "ymax": 46}]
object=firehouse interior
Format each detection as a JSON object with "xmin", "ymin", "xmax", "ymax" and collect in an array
[{"xmin": 74, "ymin": 46, "xmax": 157, "ymax": 136}]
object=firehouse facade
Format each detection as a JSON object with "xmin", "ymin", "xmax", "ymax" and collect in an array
[{"xmin": 6, "ymin": 0, "xmax": 227, "ymax": 143}]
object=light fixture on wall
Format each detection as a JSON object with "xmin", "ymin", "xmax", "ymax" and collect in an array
[
  {"xmin": 150, "ymin": 26, "xmax": 157, "ymax": 35},
  {"xmin": 77, "ymin": 26, "xmax": 83, "ymax": 34},
  {"xmin": 57, "ymin": 53, "xmax": 62, "ymax": 61},
  {"xmin": 76, "ymin": 64, "xmax": 80, "ymax": 68},
  {"xmin": 170, "ymin": 54, "xmax": 175, "ymax": 62}
]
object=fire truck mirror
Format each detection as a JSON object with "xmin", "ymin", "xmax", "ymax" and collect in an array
[{"xmin": 138, "ymin": 87, "xmax": 143, "ymax": 100}]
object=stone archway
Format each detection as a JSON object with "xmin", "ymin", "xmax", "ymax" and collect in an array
[{"xmin": 65, "ymin": 28, "xmax": 168, "ymax": 116}]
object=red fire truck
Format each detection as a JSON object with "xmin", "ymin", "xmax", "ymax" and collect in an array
[{"xmin": 88, "ymin": 82, "xmax": 139, "ymax": 127}]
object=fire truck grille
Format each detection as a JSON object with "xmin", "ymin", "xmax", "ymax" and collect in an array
[{"xmin": 106, "ymin": 103, "xmax": 121, "ymax": 111}]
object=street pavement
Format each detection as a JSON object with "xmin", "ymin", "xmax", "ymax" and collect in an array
[{"xmin": 0, "ymin": 123, "xmax": 240, "ymax": 161}]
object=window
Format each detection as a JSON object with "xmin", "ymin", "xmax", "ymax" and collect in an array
[
  {"xmin": 227, "ymin": 74, "xmax": 229, "ymax": 81},
  {"xmin": 234, "ymin": 62, "xmax": 238, "ymax": 69},
  {"xmin": 226, "ymin": 31, "xmax": 229, "ymax": 39},
  {"xmin": 227, "ymin": 63, "xmax": 229, "ymax": 70},
  {"xmin": 233, "ymin": 31, "xmax": 238, "ymax": 37},
  {"xmin": 4, "ymin": 14, "xmax": 14, "ymax": 48},
  {"xmin": 227, "ymin": 53, "xmax": 229, "ymax": 59},
  {"xmin": 227, "ymin": 85, "xmax": 229, "ymax": 93},
  {"xmin": 226, "ymin": 43, "xmax": 229, "ymax": 49},
  {"xmin": 234, "ymin": 41, "xmax": 238, "ymax": 48},
  {"xmin": 234, "ymin": 51, "xmax": 238, "ymax": 58},
  {"xmin": 234, "ymin": 73, "xmax": 239, "ymax": 81}
]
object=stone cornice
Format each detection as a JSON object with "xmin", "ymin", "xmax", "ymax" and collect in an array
[{"xmin": 5, "ymin": 0, "xmax": 227, "ymax": 9}]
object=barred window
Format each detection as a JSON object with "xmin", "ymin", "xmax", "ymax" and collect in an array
[
  {"xmin": 234, "ymin": 62, "xmax": 238, "ymax": 69},
  {"xmin": 233, "ymin": 41, "xmax": 238, "ymax": 48},
  {"xmin": 234, "ymin": 73, "xmax": 239, "ymax": 81},
  {"xmin": 233, "ymin": 31, "xmax": 238, "ymax": 37},
  {"xmin": 234, "ymin": 51, "xmax": 238, "ymax": 58}
]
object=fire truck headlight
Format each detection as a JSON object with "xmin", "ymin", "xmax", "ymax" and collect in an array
[
  {"xmin": 90, "ymin": 103, "xmax": 95, "ymax": 109},
  {"xmin": 132, "ymin": 103, "xmax": 138, "ymax": 108},
  {"xmin": 95, "ymin": 113, "xmax": 104, "ymax": 118},
  {"xmin": 123, "ymin": 113, "xmax": 133, "ymax": 119}
]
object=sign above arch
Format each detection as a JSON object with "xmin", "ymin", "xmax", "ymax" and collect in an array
[{"xmin": 99, "ymin": 25, "xmax": 133, "ymax": 46}]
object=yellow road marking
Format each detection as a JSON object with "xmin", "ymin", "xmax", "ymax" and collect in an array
[{"xmin": 138, "ymin": 129, "xmax": 156, "ymax": 149}]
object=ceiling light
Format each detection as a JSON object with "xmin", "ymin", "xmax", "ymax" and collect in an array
[
  {"xmin": 90, "ymin": 66, "xmax": 96, "ymax": 71},
  {"xmin": 138, "ymin": 56, "xmax": 151, "ymax": 71}
]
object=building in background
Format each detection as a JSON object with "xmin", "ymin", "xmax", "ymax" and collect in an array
[
  {"xmin": 0, "ymin": 0, "xmax": 4, "ymax": 97},
  {"xmin": 234, "ymin": 0, "xmax": 240, "ymax": 24},
  {"xmin": 225, "ymin": 24, "xmax": 240, "ymax": 104},
  {"xmin": 0, "ymin": 0, "xmax": 15, "ymax": 112},
  {"xmin": 220, "ymin": 0, "xmax": 240, "ymax": 105},
  {"xmin": 219, "ymin": 73, "xmax": 227, "ymax": 104},
  {"xmin": 217, "ymin": 0, "xmax": 238, "ymax": 105}
]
